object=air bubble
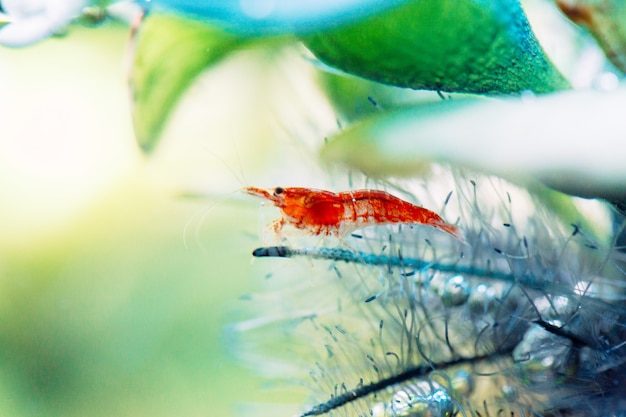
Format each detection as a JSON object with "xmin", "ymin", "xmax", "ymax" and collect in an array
[
  {"xmin": 468, "ymin": 283, "xmax": 498, "ymax": 314},
  {"xmin": 501, "ymin": 384, "xmax": 518, "ymax": 401},
  {"xmin": 451, "ymin": 370, "xmax": 473, "ymax": 396},
  {"xmin": 441, "ymin": 275, "xmax": 470, "ymax": 307}
]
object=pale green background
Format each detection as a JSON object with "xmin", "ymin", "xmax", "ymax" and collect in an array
[{"xmin": 0, "ymin": 23, "xmax": 319, "ymax": 417}]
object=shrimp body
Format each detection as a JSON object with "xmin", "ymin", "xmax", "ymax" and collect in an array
[{"xmin": 245, "ymin": 186, "xmax": 463, "ymax": 241}]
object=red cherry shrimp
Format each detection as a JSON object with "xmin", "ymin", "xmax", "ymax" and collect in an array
[{"xmin": 244, "ymin": 186, "xmax": 464, "ymax": 241}]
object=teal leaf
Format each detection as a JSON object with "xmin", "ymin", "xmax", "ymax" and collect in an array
[
  {"xmin": 130, "ymin": 13, "xmax": 246, "ymax": 151},
  {"xmin": 303, "ymin": 0, "xmax": 571, "ymax": 95},
  {"xmin": 149, "ymin": 0, "xmax": 408, "ymax": 35}
]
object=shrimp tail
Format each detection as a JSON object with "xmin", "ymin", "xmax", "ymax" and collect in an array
[{"xmin": 434, "ymin": 221, "xmax": 467, "ymax": 244}]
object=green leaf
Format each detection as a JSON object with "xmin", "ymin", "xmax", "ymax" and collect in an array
[
  {"xmin": 303, "ymin": 0, "xmax": 570, "ymax": 95},
  {"xmin": 131, "ymin": 13, "xmax": 246, "ymax": 151}
]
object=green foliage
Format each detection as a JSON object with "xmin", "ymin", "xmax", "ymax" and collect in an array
[
  {"xmin": 131, "ymin": 13, "xmax": 247, "ymax": 150},
  {"xmin": 131, "ymin": 0, "xmax": 571, "ymax": 152}
]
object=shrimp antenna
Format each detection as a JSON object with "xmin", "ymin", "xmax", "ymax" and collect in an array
[
  {"xmin": 180, "ymin": 139, "xmax": 253, "ymax": 248},
  {"xmin": 182, "ymin": 190, "xmax": 241, "ymax": 250},
  {"xmin": 199, "ymin": 142, "xmax": 249, "ymax": 188}
]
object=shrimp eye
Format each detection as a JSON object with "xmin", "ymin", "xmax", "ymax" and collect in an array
[{"xmin": 274, "ymin": 187, "xmax": 284, "ymax": 196}]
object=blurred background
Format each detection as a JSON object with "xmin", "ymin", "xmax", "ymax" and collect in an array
[{"xmin": 0, "ymin": 21, "xmax": 330, "ymax": 417}]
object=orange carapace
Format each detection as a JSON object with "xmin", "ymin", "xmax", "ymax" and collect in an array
[{"xmin": 245, "ymin": 186, "xmax": 463, "ymax": 241}]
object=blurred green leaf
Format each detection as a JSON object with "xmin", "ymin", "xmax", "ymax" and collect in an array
[
  {"xmin": 131, "ymin": 13, "xmax": 246, "ymax": 151},
  {"xmin": 303, "ymin": 0, "xmax": 570, "ymax": 94},
  {"xmin": 0, "ymin": 14, "xmax": 10, "ymax": 28},
  {"xmin": 321, "ymin": 86, "xmax": 626, "ymax": 202}
]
